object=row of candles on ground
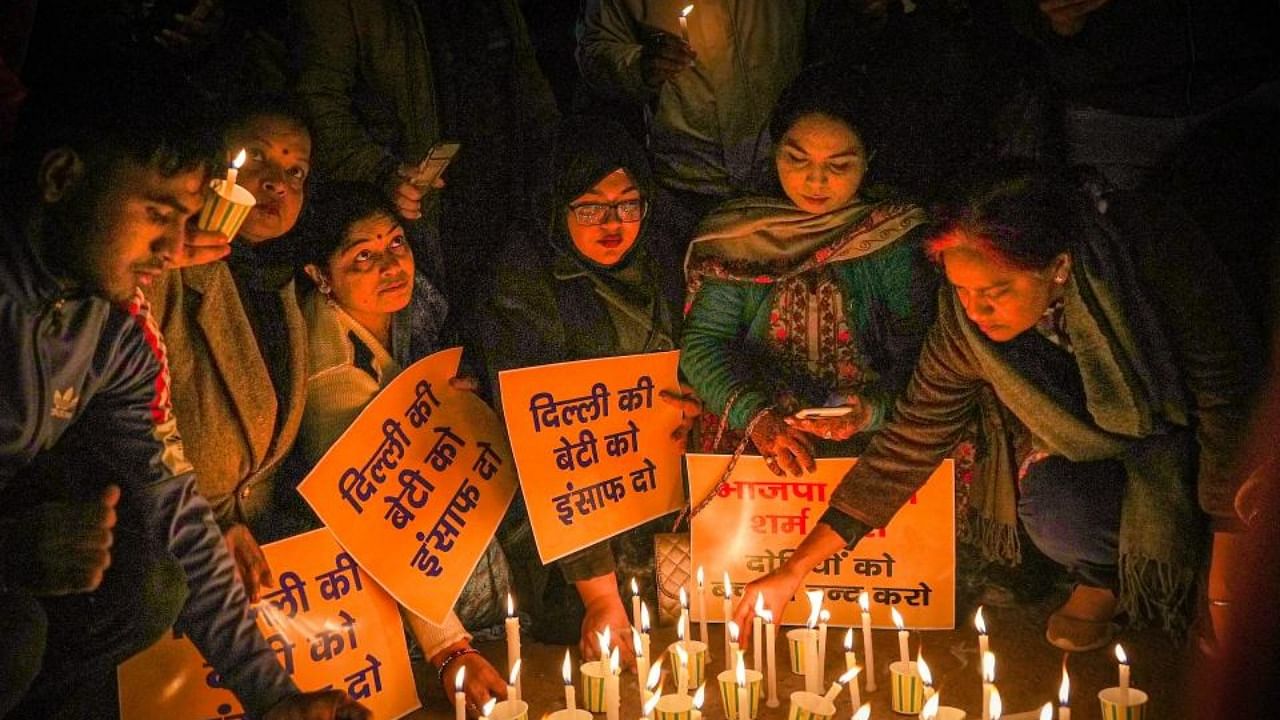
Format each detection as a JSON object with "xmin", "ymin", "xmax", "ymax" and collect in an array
[{"xmin": 483, "ymin": 585, "xmax": 1148, "ymax": 720}]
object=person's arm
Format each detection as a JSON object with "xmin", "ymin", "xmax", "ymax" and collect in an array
[
  {"xmin": 89, "ymin": 295, "xmax": 295, "ymax": 716},
  {"xmin": 578, "ymin": 0, "xmax": 663, "ymax": 103},
  {"xmin": 679, "ymin": 280, "xmax": 772, "ymax": 430},
  {"xmin": 293, "ymin": 0, "xmax": 399, "ymax": 185}
]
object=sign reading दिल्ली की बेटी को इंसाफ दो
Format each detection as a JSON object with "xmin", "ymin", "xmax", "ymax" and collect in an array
[{"xmin": 498, "ymin": 350, "xmax": 687, "ymax": 563}]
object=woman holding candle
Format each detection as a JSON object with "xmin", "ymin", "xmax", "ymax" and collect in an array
[
  {"xmin": 680, "ymin": 66, "xmax": 939, "ymax": 473},
  {"xmin": 479, "ymin": 116, "xmax": 700, "ymax": 664},
  {"xmin": 733, "ymin": 163, "xmax": 1261, "ymax": 652}
]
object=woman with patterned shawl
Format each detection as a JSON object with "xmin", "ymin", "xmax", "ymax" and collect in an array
[{"xmin": 680, "ymin": 69, "xmax": 939, "ymax": 476}]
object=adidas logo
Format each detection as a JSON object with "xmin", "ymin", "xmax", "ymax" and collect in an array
[{"xmin": 51, "ymin": 387, "xmax": 79, "ymax": 420}]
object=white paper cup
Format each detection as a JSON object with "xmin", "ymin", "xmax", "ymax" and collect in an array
[
  {"xmin": 889, "ymin": 661, "xmax": 924, "ymax": 715},
  {"xmin": 788, "ymin": 691, "xmax": 836, "ymax": 720},
  {"xmin": 547, "ymin": 710, "xmax": 593, "ymax": 720},
  {"xmin": 929, "ymin": 707, "xmax": 966, "ymax": 720},
  {"xmin": 491, "ymin": 700, "xmax": 528, "ymax": 720},
  {"xmin": 197, "ymin": 178, "xmax": 257, "ymax": 241},
  {"xmin": 579, "ymin": 661, "xmax": 609, "ymax": 713},
  {"xmin": 654, "ymin": 693, "xmax": 694, "ymax": 720},
  {"xmin": 717, "ymin": 668, "xmax": 763, "ymax": 719},
  {"xmin": 668, "ymin": 640, "xmax": 708, "ymax": 687},
  {"xmin": 786, "ymin": 628, "xmax": 809, "ymax": 675},
  {"xmin": 1098, "ymin": 687, "xmax": 1149, "ymax": 720}
]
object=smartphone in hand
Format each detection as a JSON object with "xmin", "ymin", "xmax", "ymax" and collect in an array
[
  {"xmin": 413, "ymin": 141, "xmax": 461, "ymax": 188},
  {"xmin": 792, "ymin": 407, "xmax": 856, "ymax": 420}
]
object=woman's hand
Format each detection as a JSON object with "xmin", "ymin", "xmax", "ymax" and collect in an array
[
  {"xmin": 575, "ymin": 574, "xmax": 637, "ymax": 670},
  {"xmin": 224, "ymin": 523, "xmax": 273, "ymax": 602},
  {"xmin": 437, "ymin": 644, "xmax": 508, "ymax": 717},
  {"xmin": 785, "ymin": 398, "xmax": 873, "ymax": 442},
  {"xmin": 731, "ymin": 522, "xmax": 849, "ymax": 647},
  {"xmin": 661, "ymin": 383, "xmax": 702, "ymax": 450},
  {"xmin": 750, "ymin": 410, "xmax": 817, "ymax": 477}
]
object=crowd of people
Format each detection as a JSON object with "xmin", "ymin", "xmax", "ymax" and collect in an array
[{"xmin": 1, "ymin": 1, "xmax": 1277, "ymax": 718}]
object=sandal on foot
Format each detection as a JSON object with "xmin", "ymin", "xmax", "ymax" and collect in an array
[{"xmin": 1046, "ymin": 610, "xmax": 1116, "ymax": 652}]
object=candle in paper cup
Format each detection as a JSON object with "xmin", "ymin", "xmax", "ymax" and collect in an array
[
  {"xmin": 753, "ymin": 594, "xmax": 765, "ymax": 673},
  {"xmin": 858, "ymin": 592, "xmax": 877, "ymax": 693},
  {"xmin": 728, "ymin": 621, "xmax": 741, "ymax": 668},
  {"xmin": 673, "ymin": 641, "xmax": 689, "ymax": 696},
  {"xmin": 716, "ymin": 654, "xmax": 763, "ymax": 720},
  {"xmin": 788, "ymin": 690, "xmax": 836, "ymax": 720},
  {"xmin": 579, "ymin": 660, "xmax": 610, "ymax": 713},
  {"xmin": 762, "ymin": 607, "xmax": 780, "ymax": 708},
  {"xmin": 1097, "ymin": 687, "xmax": 1148, "ymax": 720},
  {"xmin": 226, "ymin": 148, "xmax": 246, "ymax": 187},
  {"xmin": 654, "ymin": 692, "xmax": 693, "ymax": 720},
  {"xmin": 563, "ymin": 651, "xmax": 577, "ymax": 712},
  {"xmin": 817, "ymin": 609, "xmax": 830, "ymax": 687},
  {"xmin": 892, "ymin": 607, "xmax": 910, "ymax": 665},
  {"xmin": 634, "ymin": 629, "xmax": 650, "ymax": 696},
  {"xmin": 632, "ymin": 577, "xmax": 642, "ymax": 626},
  {"xmin": 1115, "ymin": 645, "xmax": 1130, "ymax": 705},
  {"xmin": 786, "ymin": 628, "xmax": 810, "ymax": 676},
  {"xmin": 736, "ymin": 660, "xmax": 751, "ymax": 720},
  {"xmin": 197, "ymin": 177, "xmax": 256, "ymax": 241},
  {"xmin": 1058, "ymin": 659, "xmax": 1070, "ymax": 720},
  {"xmin": 506, "ymin": 594, "xmax": 522, "ymax": 699},
  {"xmin": 491, "ymin": 700, "xmax": 529, "ymax": 720},
  {"xmin": 889, "ymin": 661, "xmax": 924, "ymax": 715},
  {"xmin": 454, "ymin": 664, "xmax": 466, "ymax": 720},
  {"xmin": 974, "ymin": 607, "xmax": 989, "ymax": 663},
  {"xmin": 697, "ymin": 566, "xmax": 709, "ymax": 645},
  {"xmin": 678, "ymin": 5, "xmax": 693, "ymax": 44},
  {"xmin": 722, "ymin": 572, "xmax": 734, "ymax": 661}
]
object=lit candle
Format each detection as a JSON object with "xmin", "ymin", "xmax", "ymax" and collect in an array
[
  {"xmin": 752, "ymin": 593, "xmax": 764, "ymax": 674},
  {"xmin": 678, "ymin": 4, "xmax": 693, "ymax": 44},
  {"xmin": 692, "ymin": 685, "xmax": 705, "ymax": 720},
  {"xmin": 505, "ymin": 594, "xmax": 522, "ymax": 700},
  {"xmin": 640, "ymin": 601, "xmax": 653, "ymax": 661},
  {"xmin": 858, "ymin": 592, "xmax": 877, "ymax": 693},
  {"xmin": 1115, "ymin": 644, "xmax": 1130, "ymax": 706},
  {"xmin": 728, "ymin": 621, "xmax": 741, "ymax": 669},
  {"xmin": 643, "ymin": 691, "xmax": 662, "ymax": 720},
  {"xmin": 1039, "ymin": 702, "xmax": 1053, "ymax": 720},
  {"xmin": 646, "ymin": 658, "xmax": 663, "ymax": 707},
  {"xmin": 854, "ymin": 704, "xmax": 871, "ymax": 720},
  {"xmin": 480, "ymin": 698, "xmax": 497, "ymax": 720},
  {"xmin": 974, "ymin": 606, "xmax": 989, "ymax": 662},
  {"xmin": 697, "ymin": 566, "xmax": 709, "ymax": 646},
  {"xmin": 453, "ymin": 664, "xmax": 466, "ymax": 720},
  {"xmin": 563, "ymin": 650, "xmax": 577, "ymax": 713},
  {"xmin": 922, "ymin": 692, "xmax": 940, "ymax": 720},
  {"xmin": 631, "ymin": 577, "xmax": 642, "ymax": 627},
  {"xmin": 722, "ymin": 572, "xmax": 734, "ymax": 662},
  {"xmin": 761, "ymin": 608, "xmax": 779, "ymax": 708},
  {"xmin": 917, "ymin": 652, "xmax": 933, "ymax": 699},
  {"xmin": 607, "ymin": 647, "xmax": 621, "ymax": 720},
  {"xmin": 735, "ymin": 655, "xmax": 751, "ymax": 720},
  {"xmin": 891, "ymin": 607, "xmax": 910, "ymax": 666},
  {"xmin": 1058, "ymin": 657, "xmax": 1070, "ymax": 720},
  {"xmin": 674, "ymin": 643, "xmax": 689, "ymax": 696},
  {"xmin": 804, "ymin": 589, "xmax": 823, "ymax": 694},
  {"xmin": 226, "ymin": 148, "xmax": 246, "ymax": 187},
  {"xmin": 817, "ymin": 609, "xmax": 830, "ymax": 687},
  {"xmin": 990, "ymin": 686, "xmax": 1003, "ymax": 720},
  {"xmin": 821, "ymin": 667, "xmax": 857, "ymax": 704},
  {"xmin": 679, "ymin": 586, "xmax": 690, "ymax": 644},
  {"xmin": 981, "ymin": 651, "xmax": 996, "ymax": 720},
  {"xmin": 508, "ymin": 658, "xmax": 522, "ymax": 706},
  {"xmin": 634, "ymin": 628, "xmax": 650, "ymax": 705}
]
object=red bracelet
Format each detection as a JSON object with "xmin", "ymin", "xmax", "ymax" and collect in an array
[{"xmin": 436, "ymin": 646, "xmax": 480, "ymax": 687}]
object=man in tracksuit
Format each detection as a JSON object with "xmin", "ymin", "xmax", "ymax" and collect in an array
[{"xmin": 0, "ymin": 81, "xmax": 369, "ymax": 719}]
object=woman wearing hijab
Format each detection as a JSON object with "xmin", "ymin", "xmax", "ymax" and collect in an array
[{"xmin": 478, "ymin": 115, "xmax": 697, "ymax": 668}]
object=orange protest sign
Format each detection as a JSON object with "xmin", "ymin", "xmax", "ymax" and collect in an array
[
  {"xmin": 688, "ymin": 455, "xmax": 955, "ymax": 629},
  {"xmin": 498, "ymin": 351, "xmax": 687, "ymax": 563},
  {"xmin": 118, "ymin": 528, "xmax": 418, "ymax": 719},
  {"xmin": 298, "ymin": 346, "xmax": 518, "ymax": 624}
]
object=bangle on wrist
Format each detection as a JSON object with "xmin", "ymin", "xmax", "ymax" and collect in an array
[{"xmin": 436, "ymin": 646, "xmax": 479, "ymax": 687}]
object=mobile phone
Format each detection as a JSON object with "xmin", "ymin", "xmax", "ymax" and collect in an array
[
  {"xmin": 413, "ymin": 141, "xmax": 461, "ymax": 187},
  {"xmin": 792, "ymin": 407, "xmax": 855, "ymax": 419}
]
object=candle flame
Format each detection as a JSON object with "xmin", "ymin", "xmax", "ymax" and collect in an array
[
  {"xmin": 1114, "ymin": 644, "xmax": 1128, "ymax": 665},
  {"xmin": 232, "ymin": 148, "xmax": 246, "ymax": 169},
  {"xmin": 693, "ymin": 685, "xmax": 706, "ymax": 709},
  {"xmin": 760, "ymin": 607, "xmax": 773, "ymax": 624},
  {"xmin": 609, "ymin": 647, "xmax": 620, "ymax": 674},
  {"xmin": 805, "ymin": 589, "xmax": 824, "ymax": 629},
  {"xmin": 754, "ymin": 592, "xmax": 765, "ymax": 615},
  {"xmin": 735, "ymin": 654, "xmax": 747, "ymax": 687},
  {"xmin": 562, "ymin": 650, "xmax": 572, "ymax": 685},
  {"xmin": 507, "ymin": 593, "xmax": 515, "ymax": 618},
  {"xmin": 641, "ymin": 602, "xmax": 651, "ymax": 632},
  {"xmin": 853, "ymin": 704, "xmax": 871, "ymax": 720},
  {"xmin": 723, "ymin": 571, "xmax": 732, "ymax": 596},
  {"xmin": 644, "ymin": 691, "xmax": 662, "ymax": 717},
  {"xmin": 677, "ymin": 616, "xmax": 685, "ymax": 641},
  {"xmin": 455, "ymin": 663, "xmax": 466, "ymax": 693},
  {"xmin": 1039, "ymin": 702, "xmax": 1053, "ymax": 720},
  {"xmin": 982, "ymin": 651, "xmax": 996, "ymax": 683},
  {"xmin": 509, "ymin": 658, "xmax": 522, "ymax": 686},
  {"xmin": 844, "ymin": 627, "xmax": 854, "ymax": 651},
  {"xmin": 891, "ymin": 606, "xmax": 905, "ymax": 631},
  {"xmin": 632, "ymin": 577, "xmax": 640, "ymax": 596},
  {"xmin": 598, "ymin": 629, "xmax": 611, "ymax": 659},
  {"xmin": 974, "ymin": 605, "xmax": 987, "ymax": 635},
  {"xmin": 728, "ymin": 620, "xmax": 740, "ymax": 643},
  {"xmin": 675, "ymin": 644, "xmax": 688, "ymax": 665},
  {"xmin": 990, "ymin": 687, "xmax": 1003, "ymax": 720},
  {"xmin": 481, "ymin": 698, "xmax": 497, "ymax": 719},
  {"xmin": 922, "ymin": 693, "xmax": 940, "ymax": 720},
  {"xmin": 679, "ymin": 586, "xmax": 688, "ymax": 609},
  {"xmin": 681, "ymin": 4, "xmax": 694, "ymax": 17},
  {"xmin": 819, "ymin": 609, "xmax": 831, "ymax": 624},
  {"xmin": 859, "ymin": 591, "xmax": 870, "ymax": 613},
  {"xmin": 647, "ymin": 659, "xmax": 663, "ymax": 691},
  {"xmin": 633, "ymin": 628, "xmax": 644, "ymax": 657},
  {"xmin": 697, "ymin": 566, "xmax": 705, "ymax": 587},
  {"xmin": 838, "ymin": 667, "xmax": 858, "ymax": 685},
  {"xmin": 917, "ymin": 653, "xmax": 932, "ymax": 687},
  {"xmin": 1059, "ymin": 657, "xmax": 1070, "ymax": 706}
]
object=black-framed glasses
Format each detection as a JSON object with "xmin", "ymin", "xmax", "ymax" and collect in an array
[{"xmin": 568, "ymin": 199, "xmax": 648, "ymax": 225}]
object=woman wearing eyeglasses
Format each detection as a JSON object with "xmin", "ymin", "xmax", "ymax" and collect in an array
[
  {"xmin": 680, "ymin": 68, "xmax": 939, "ymax": 477},
  {"xmin": 478, "ymin": 116, "xmax": 698, "ymax": 669}
]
